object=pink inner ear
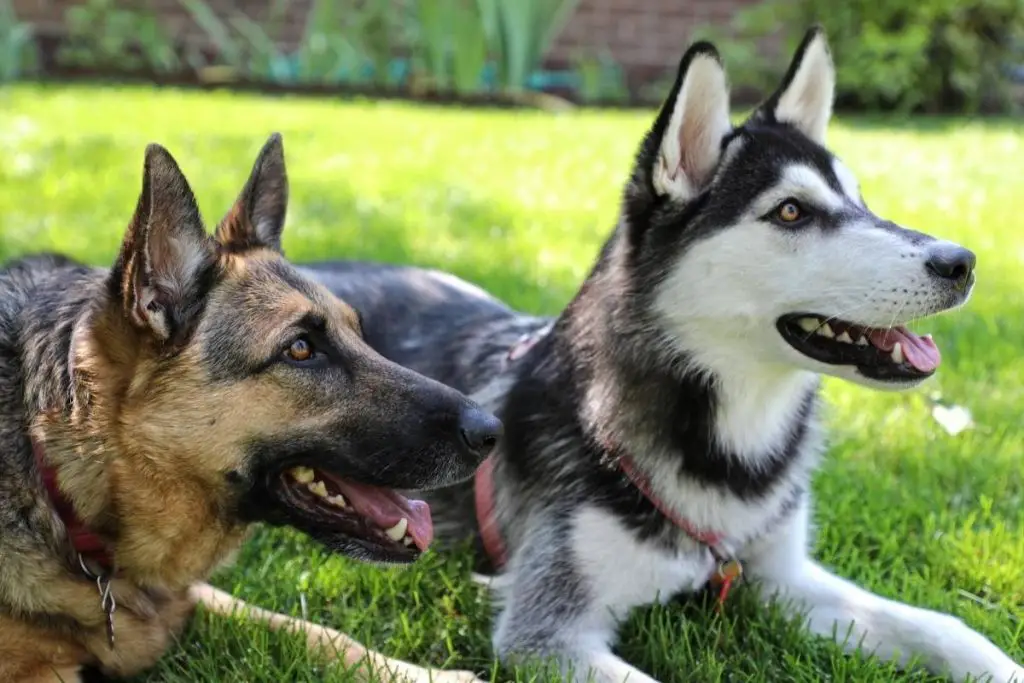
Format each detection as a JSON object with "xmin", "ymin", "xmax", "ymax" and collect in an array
[{"xmin": 661, "ymin": 57, "xmax": 732, "ymax": 196}]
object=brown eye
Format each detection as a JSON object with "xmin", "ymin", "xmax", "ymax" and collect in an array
[
  {"xmin": 776, "ymin": 200, "xmax": 803, "ymax": 223},
  {"xmin": 285, "ymin": 337, "xmax": 313, "ymax": 362}
]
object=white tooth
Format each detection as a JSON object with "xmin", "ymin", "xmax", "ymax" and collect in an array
[
  {"xmin": 291, "ymin": 467, "xmax": 314, "ymax": 484},
  {"xmin": 891, "ymin": 342, "xmax": 904, "ymax": 364},
  {"xmin": 384, "ymin": 518, "xmax": 408, "ymax": 542},
  {"xmin": 402, "ymin": 536, "xmax": 414, "ymax": 546},
  {"xmin": 327, "ymin": 494, "xmax": 347, "ymax": 508},
  {"xmin": 856, "ymin": 336, "xmax": 869, "ymax": 346},
  {"xmin": 798, "ymin": 318, "xmax": 818, "ymax": 333},
  {"xmin": 817, "ymin": 323, "xmax": 834, "ymax": 338},
  {"xmin": 836, "ymin": 331, "xmax": 853, "ymax": 344},
  {"xmin": 308, "ymin": 481, "xmax": 328, "ymax": 498}
]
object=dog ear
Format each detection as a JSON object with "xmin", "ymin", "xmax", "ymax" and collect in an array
[
  {"xmin": 113, "ymin": 144, "xmax": 215, "ymax": 346},
  {"xmin": 648, "ymin": 41, "xmax": 732, "ymax": 202},
  {"xmin": 215, "ymin": 133, "xmax": 288, "ymax": 253},
  {"xmin": 750, "ymin": 25, "xmax": 835, "ymax": 145}
]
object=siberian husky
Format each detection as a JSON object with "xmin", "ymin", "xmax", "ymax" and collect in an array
[{"xmin": 303, "ymin": 26, "xmax": 1023, "ymax": 683}]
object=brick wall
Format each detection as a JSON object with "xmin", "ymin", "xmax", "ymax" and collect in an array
[
  {"xmin": 13, "ymin": 0, "xmax": 759, "ymax": 93},
  {"xmin": 549, "ymin": 0, "xmax": 759, "ymax": 70}
]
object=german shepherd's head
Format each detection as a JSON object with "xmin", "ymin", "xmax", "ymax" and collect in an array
[{"xmin": 63, "ymin": 134, "xmax": 501, "ymax": 568}]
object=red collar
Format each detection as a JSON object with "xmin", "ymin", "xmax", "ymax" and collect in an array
[
  {"xmin": 33, "ymin": 438, "xmax": 115, "ymax": 574},
  {"xmin": 616, "ymin": 453, "xmax": 742, "ymax": 608},
  {"xmin": 473, "ymin": 448, "xmax": 742, "ymax": 608},
  {"xmin": 476, "ymin": 330, "xmax": 740, "ymax": 606}
]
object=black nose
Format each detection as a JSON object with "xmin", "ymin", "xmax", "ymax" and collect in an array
[
  {"xmin": 925, "ymin": 244, "xmax": 976, "ymax": 289},
  {"xmin": 458, "ymin": 407, "xmax": 503, "ymax": 461}
]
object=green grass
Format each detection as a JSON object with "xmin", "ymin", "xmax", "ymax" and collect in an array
[{"xmin": 0, "ymin": 84, "xmax": 1021, "ymax": 682}]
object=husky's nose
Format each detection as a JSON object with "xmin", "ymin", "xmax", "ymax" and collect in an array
[
  {"xmin": 925, "ymin": 244, "xmax": 976, "ymax": 290},
  {"xmin": 457, "ymin": 407, "xmax": 503, "ymax": 461}
]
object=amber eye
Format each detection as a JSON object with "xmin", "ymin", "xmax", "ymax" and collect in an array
[
  {"xmin": 285, "ymin": 337, "xmax": 313, "ymax": 362},
  {"xmin": 776, "ymin": 200, "xmax": 804, "ymax": 223}
]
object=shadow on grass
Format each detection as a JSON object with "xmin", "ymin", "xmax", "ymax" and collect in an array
[
  {"xmin": 283, "ymin": 179, "xmax": 585, "ymax": 317},
  {"xmin": 0, "ymin": 177, "xmax": 586, "ymax": 320}
]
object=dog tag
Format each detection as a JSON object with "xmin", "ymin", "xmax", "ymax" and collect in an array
[
  {"xmin": 79, "ymin": 554, "xmax": 116, "ymax": 649},
  {"xmin": 710, "ymin": 558, "xmax": 743, "ymax": 610}
]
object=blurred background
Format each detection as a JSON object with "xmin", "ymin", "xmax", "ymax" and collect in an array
[{"xmin": 4, "ymin": 0, "xmax": 1023, "ymax": 114}]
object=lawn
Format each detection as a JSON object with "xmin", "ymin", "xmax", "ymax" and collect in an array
[{"xmin": 0, "ymin": 84, "xmax": 1021, "ymax": 682}]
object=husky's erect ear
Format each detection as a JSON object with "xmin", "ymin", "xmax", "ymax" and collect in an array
[
  {"xmin": 215, "ymin": 133, "xmax": 288, "ymax": 253},
  {"xmin": 113, "ymin": 144, "xmax": 216, "ymax": 347},
  {"xmin": 750, "ymin": 25, "xmax": 835, "ymax": 145},
  {"xmin": 647, "ymin": 42, "xmax": 732, "ymax": 202}
]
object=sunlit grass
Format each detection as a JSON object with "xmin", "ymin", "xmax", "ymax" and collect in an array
[{"xmin": 0, "ymin": 84, "xmax": 1020, "ymax": 682}]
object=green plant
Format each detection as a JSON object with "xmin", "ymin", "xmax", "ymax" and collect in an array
[
  {"xmin": 228, "ymin": 0, "xmax": 294, "ymax": 82},
  {"xmin": 58, "ymin": 0, "xmax": 177, "ymax": 74},
  {"xmin": 716, "ymin": 0, "xmax": 1024, "ymax": 113},
  {"xmin": 0, "ymin": 0, "xmax": 37, "ymax": 82},
  {"xmin": 176, "ymin": 0, "xmax": 243, "ymax": 70},
  {"xmin": 292, "ymin": 0, "xmax": 356, "ymax": 85},
  {"xmin": 412, "ymin": 0, "xmax": 489, "ymax": 94},
  {"xmin": 573, "ymin": 48, "xmax": 629, "ymax": 104},
  {"xmin": 478, "ymin": 0, "xmax": 581, "ymax": 92}
]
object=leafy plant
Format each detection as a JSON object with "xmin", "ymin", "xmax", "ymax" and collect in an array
[
  {"xmin": 176, "ymin": 0, "xmax": 243, "ymax": 71},
  {"xmin": 573, "ymin": 48, "xmax": 628, "ymax": 104},
  {"xmin": 479, "ymin": 0, "xmax": 581, "ymax": 93},
  {"xmin": 0, "ymin": 0, "xmax": 37, "ymax": 82},
  {"xmin": 412, "ymin": 0, "xmax": 489, "ymax": 94},
  {"xmin": 716, "ymin": 0, "xmax": 1024, "ymax": 113},
  {"xmin": 58, "ymin": 0, "xmax": 177, "ymax": 74},
  {"xmin": 292, "ymin": 0, "xmax": 355, "ymax": 85}
]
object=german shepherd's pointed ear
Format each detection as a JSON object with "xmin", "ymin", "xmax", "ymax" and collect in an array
[
  {"xmin": 215, "ymin": 133, "xmax": 288, "ymax": 253},
  {"xmin": 113, "ymin": 144, "xmax": 216, "ymax": 347},
  {"xmin": 749, "ymin": 25, "xmax": 835, "ymax": 145},
  {"xmin": 646, "ymin": 41, "xmax": 732, "ymax": 202}
]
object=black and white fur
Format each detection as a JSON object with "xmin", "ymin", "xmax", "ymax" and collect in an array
[{"xmin": 305, "ymin": 27, "xmax": 1024, "ymax": 683}]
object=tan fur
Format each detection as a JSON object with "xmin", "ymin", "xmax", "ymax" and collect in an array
[{"xmin": 0, "ymin": 136, "xmax": 486, "ymax": 682}]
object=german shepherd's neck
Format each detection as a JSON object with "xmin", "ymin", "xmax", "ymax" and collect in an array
[{"xmin": 1, "ymin": 255, "xmax": 249, "ymax": 588}]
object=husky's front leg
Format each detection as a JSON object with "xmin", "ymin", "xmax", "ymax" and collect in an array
[
  {"xmin": 747, "ymin": 504, "xmax": 1024, "ymax": 683},
  {"xmin": 490, "ymin": 512, "xmax": 661, "ymax": 683}
]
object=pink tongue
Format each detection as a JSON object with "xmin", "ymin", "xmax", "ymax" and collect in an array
[
  {"xmin": 866, "ymin": 326, "xmax": 941, "ymax": 372},
  {"xmin": 330, "ymin": 478, "xmax": 434, "ymax": 551}
]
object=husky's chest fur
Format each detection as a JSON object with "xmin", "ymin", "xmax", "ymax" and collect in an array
[{"xmin": 472, "ymin": 289, "xmax": 824, "ymax": 594}]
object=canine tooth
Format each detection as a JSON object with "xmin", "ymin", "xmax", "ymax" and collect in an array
[
  {"xmin": 291, "ymin": 467, "xmax": 315, "ymax": 484},
  {"xmin": 856, "ymin": 336, "xmax": 869, "ymax": 346},
  {"xmin": 384, "ymin": 518, "xmax": 408, "ymax": 542},
  {"xmin": 307, "ymin": 481, "xmax": 328, "ymax": 498},
  {"xmin": 817, "ymin": 323, "xmax": 834, "ymax": 338},
  {"xmin": 327, "ymin": 494, "xmax": 347, "ymax": 508},
  {"xmin": 402, "ymin": 537, "xmax": 414, "ymax": 546},
  {"xmin": 798, "ymin": 318, "xmax": 818, "ymax": 333},
  {"xmin": 891, "ymin": 343, "xmax": 904, "ymax": 364},
  {"xmin": 836, "ymin": 331, "xmax": 853, "ymax": 344}
]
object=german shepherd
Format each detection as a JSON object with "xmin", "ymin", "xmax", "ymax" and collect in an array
[
  {"xmin": 304, "ymin": 27, "xmax": 1024, "ymax": 683},
  {"xmin": 0, "ymin": 134, "xmax": 499, "ymax": 683}
]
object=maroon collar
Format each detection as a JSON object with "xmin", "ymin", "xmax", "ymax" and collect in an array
[
  {"xmin": 473, "ymin": 444, "xmax": 743, "ymax": 608},
  {"xmin": 477, "ymin": 330, "xmax": 741, "ymax": 606},
  {"xmin": 614, "ymin": 450, "xmax": 742, "ymax": 608},
  {"xmin": 33, "ymin": 437, "xmax": 115, "ymax": 574}
]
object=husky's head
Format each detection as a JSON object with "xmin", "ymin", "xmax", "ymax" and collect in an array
[{"xmin": 623, "ymin": 26, "xmax": 975, "ymax": 390}]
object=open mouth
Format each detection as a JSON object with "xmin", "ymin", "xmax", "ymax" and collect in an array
[
  {"xmin": 269, "ymin": 465, "xmax": 433, "ymax": 563},
  {"xmin": 777, "ymin": 313, "xmax": 941, "ymax": 382}
]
